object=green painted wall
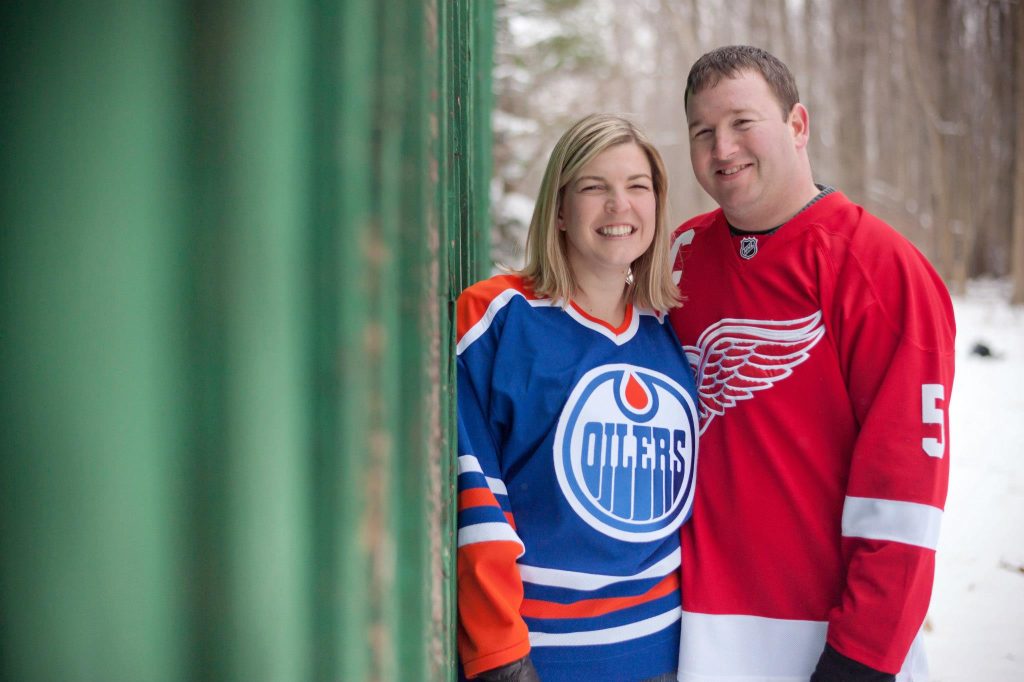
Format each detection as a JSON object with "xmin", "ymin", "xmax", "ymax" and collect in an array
[{"xmin": 0, "ymin": 2, "xmax": 493, "ymax": 680}]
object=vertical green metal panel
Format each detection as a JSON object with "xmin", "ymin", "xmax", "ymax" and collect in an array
[
  {"xmin": 393, "ymin": 0, "xmax": 436, "ymax": 678},
  {"xmin": 368, "ymin": 0, "xmax": 405, "ymax": 678},
  {"xmin": 0, "ymin": 3, "xmax": 187, "ymax": 681},
  {"xmin": 458, "ymin": 1, "xmax": 477, "ymax": 286},
  {"xmin": 472, "ymin": 0, "xmax": 497, "ymax": 280},
  {"xmin": 434, "ymin": 0, "xmax": 461, "ymax": 677},
  {"xmin": 185, "ymin": 1, "xmax": 314, "ymax": 680},
  {"xmin": 0, "ymin": 2, "xmax": 493, "ymax": 681},
  {"xmin": 308, "ymin": 0, "xmax": 375, "ymax": 679},
  {"xmin": 445, "ymin": 0, "xmax": 495, "ymax": 287}
]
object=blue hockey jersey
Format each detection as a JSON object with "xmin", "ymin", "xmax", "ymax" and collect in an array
[{"xmin": 456, "ymin": 274, "xmax": 699, "ymax": 682}]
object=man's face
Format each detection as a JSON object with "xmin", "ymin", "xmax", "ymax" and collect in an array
[{"xmin": 685, "ymin": 70, "xmax": 809, "ymax": 230}]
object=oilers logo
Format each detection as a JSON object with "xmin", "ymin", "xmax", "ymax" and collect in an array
[{"xmin": 553, "ymin": 364, "xmax": 698, "ymax": 542}]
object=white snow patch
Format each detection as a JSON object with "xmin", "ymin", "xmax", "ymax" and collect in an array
[
  {"xmin": 493, "ymin": 109, "xmax": 539, "ymax": 137},
  {"xmin": 498, "ymin": 192, "xmax": 535, "ymax": 228},
  {"xmin": 923, "ymin": 279, "xmax": 1024, "ymax": 681}
]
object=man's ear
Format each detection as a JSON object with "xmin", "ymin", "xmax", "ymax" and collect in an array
[{"xmin": 789, "ymin": 103, "xmax": 810, "ymax": 150}]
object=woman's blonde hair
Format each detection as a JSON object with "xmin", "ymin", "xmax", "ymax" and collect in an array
[{"xmin": 517, "ymin": 113, "xmax": 681, "ymax": 311}]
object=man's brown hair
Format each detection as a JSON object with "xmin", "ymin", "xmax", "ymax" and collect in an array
[{"xmin": 685, "ymin": 45, "xmax": 800, "ymax": 119}]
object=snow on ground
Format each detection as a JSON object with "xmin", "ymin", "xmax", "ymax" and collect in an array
[{"xmin": 922, "ymin": 280, "xmax": 1024, "ymax": 681}]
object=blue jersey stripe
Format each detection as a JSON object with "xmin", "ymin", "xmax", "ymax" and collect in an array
[
  {"xmin": 457, "ymin": 472, "xmax": 512, "ymax": 513},
  {"xmin": 458, "ymin": 504, "xmax": 511, "ymax": 529},
  {"xmin": 456, "ymin": 469, "xmax": 490, "ymax": 492},
  {"xmin": 522, "ymin": 573, "xmax": 666, "ymax": 602}
]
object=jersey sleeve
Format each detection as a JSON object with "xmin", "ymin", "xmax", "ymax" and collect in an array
[
  {"xmin": 455, "ymin": 287, "xmax": 530, "ymax": 678},
  {"xmin": 825, "ymin": 228, "xmax": 955, "ymax": 673}
]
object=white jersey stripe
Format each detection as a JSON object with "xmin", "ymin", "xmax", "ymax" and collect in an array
[
  {"xmin": 678, "ymin": 611, "xmax": 825, "ymax": 680},
  {"xmin": 456, "ymin": 289, "xmax": 521, "ymax": 356},
  {"xmin": 518, "ymin": 550, "xmax": 680, "ymax": 591},
  {"xmin": 457, "ymin": 286, "xmax": 661, "ymax": 353},
  {"xmin": 669, "ymin": 229, "xmax": 695, "ymax": 285},
  {"xmin": 842, "ymin": 496, "xmax": 943, "ymax": 550},
  {"xmin": 457, "ymin": 455, "xmax": 509, "ymax": 497},
  {"xmin": 457, "ymin": 454, "xmax": 483, "ymax": 475},
  {"xmin": 529, "ymin": 606, "xmax": 680, "ymax": 648},
  {"xmin": 457, "ymin": 523, "xmax": 524, "ymax": 553},
  {"xmin": 677, "ymin": 611, "xmax": 928, "ymax": 681},
  {"xmin": 457, "ymin": 291, "xmax": 555, "ymax": 355}
]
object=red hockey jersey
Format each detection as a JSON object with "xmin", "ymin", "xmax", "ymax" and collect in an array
[{"xmin": 668, "ymin": 191, "xmax": 955, "ymax": 681}]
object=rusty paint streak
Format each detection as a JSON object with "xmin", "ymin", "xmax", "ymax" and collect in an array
[
  {"xmin": 365, "ymin": 418, "xmax": 396, "ymax": 679},
  {"xmin": 363, "ymin": 322, "xmax": 386, "ymax": 358},
  {"xmin": 364, "ymin": 229, "xmax": 391, "ymax": 269},
  {"xmin": 425, "ymin": 0, "xmax": 438, "ymax": 50}
]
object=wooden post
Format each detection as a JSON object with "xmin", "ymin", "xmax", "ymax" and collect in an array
[{"xmin": 1011, "ymin": 0, "xmax": 1024, "ymax": 305}]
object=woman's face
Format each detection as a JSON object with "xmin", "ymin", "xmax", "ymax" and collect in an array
[{"xmin": 558, "ymin": 142, "xmax": 657, "ymax": 284}]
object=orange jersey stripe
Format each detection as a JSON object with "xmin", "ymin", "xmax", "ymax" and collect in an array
[
  {"xmin": 456, "ymin": 489, "xmax": 517, "ymax": 529},
  {"xmin": 519, "ymin": 571, "xmax": 679, "ymax": 620},
  {"xmin": 569, "ymin": 300, "xmax": 635, "ymax": 334},
  {"xmin": 456, "ymin": 274, "xmax": 537, "ymax": 341},
  {"xmin": 458, "ymin": 487, "xmax": 499, "ymax": 511}
]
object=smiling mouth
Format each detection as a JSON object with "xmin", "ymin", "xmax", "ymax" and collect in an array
[
  {"xmin": 717, "ymin": 163, "xmax": 752, "ymax": 176},
  {"xmin": 597, "ymin": 224, "xmax": 636, "ymax": 237}
]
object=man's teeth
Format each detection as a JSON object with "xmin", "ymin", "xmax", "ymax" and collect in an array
[
  {"xmin": 598, "ymin": 225, "xmax": 634, "ymax": 236},
  {"xmin": 721, "ymin": 165, "xmax": 745, "ymax": 175}
]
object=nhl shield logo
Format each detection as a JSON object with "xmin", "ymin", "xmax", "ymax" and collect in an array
[
  {"xmin": 739, "ymin": 236, "xmax": 759, "ymax": 259},
  {"xmin": 553, "ymin": 364, "xmax": 698, "ymax": 542}
]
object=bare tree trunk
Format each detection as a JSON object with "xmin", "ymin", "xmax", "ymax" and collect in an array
[
  {"xmin": 808, "ymin": 0, "xmax": 840, "ymax": 189},
  {"xmin": 948, "ymin": 1, "xmax": 973, "ymax": 295},
  {"xmin": 491, "ymin": 0, "xmax": 1018, "ymax": 287},
  {"xmin": 903, "ymin": 0, "xmax": 954, "ymax": 284},
  {"xmin": 657, "ymin": 0, "xmax": 707, "ymax": 222},
  {"xmin": 833, "ymin": 3, "xmax": 867, "ymax": 204},
  {"xmin": 1012, "ymin": 0, "xmax": 1024, "ymax": 304}
]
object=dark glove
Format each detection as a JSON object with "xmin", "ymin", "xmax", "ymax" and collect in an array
[
  {"xmin": 475, "ymin": 655, "xmax": 541, "ymax": 682},
  {"xmin": 810, "ymin": 644, "xmax": 895, "ymax": 682}
]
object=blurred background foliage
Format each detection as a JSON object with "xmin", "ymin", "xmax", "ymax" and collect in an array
[{"xmin": 491, "ymin": 0, "xmax": 1024, "ymax": 302}]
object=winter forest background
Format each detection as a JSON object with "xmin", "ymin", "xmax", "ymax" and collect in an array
[
  {"xmin": 490, "ymin": 1, "xmax": 1024, "ymax": 680},
  {"xmin": 490, "ymin": 0, "xmax": 1024, "ymax": 304}
]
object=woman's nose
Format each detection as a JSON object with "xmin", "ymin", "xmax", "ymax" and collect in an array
[{"xmin": 605, "ymin": 191, "xmax": 628, "ymax": 213}]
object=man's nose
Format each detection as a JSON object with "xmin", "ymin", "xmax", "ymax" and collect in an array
[{"xmin": 712, "ymin": 131, "xmax": 738, "ymax": 160}]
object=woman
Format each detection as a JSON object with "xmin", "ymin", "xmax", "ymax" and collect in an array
[{"xmin": 456, "ymin": 114, "xmax": 699, "ymax": 682}]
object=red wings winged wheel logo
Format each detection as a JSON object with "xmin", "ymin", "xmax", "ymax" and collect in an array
[{"xmin": 683, "ymin": 312, "xmax": 826, "ymax": 434}]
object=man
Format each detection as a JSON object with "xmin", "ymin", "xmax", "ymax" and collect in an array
[{"xmin": 669, "ymin": 46, "xmax": 955, "ymax": 682}]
